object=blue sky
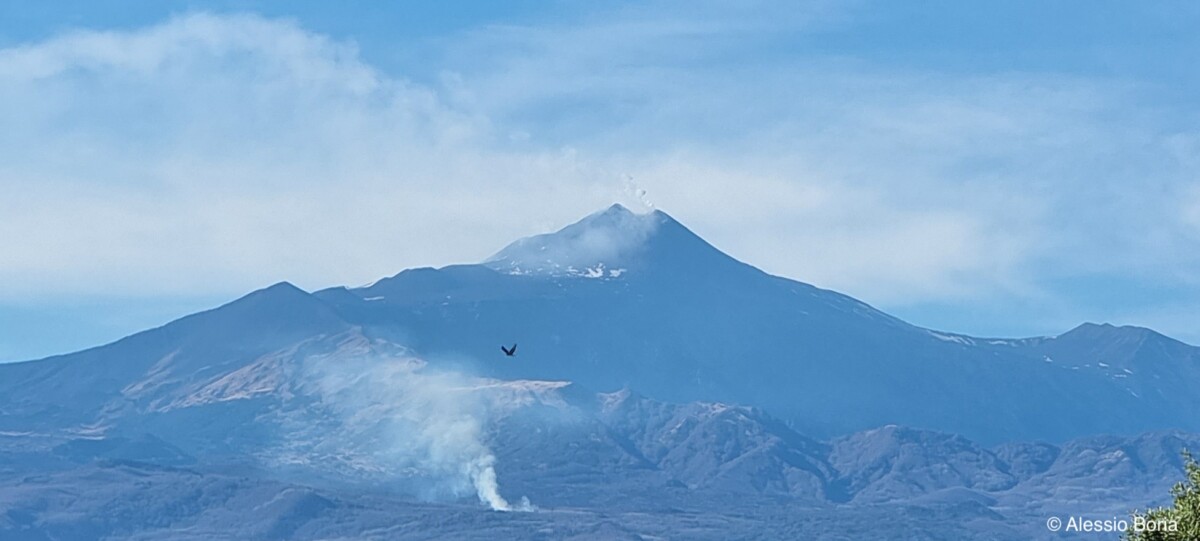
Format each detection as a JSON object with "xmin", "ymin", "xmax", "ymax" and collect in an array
[{"xmin": 3, "ymin": 1, "xmax": 1200, "ymax": 361}]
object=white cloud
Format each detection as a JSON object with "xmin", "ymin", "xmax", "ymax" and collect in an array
[{"xmin": 0, "ymin": 13, "xmax": 624, "ymax": 299}]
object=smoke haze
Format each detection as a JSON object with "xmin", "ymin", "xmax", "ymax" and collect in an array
[{"xmin": 299, "ymin": 351, "xmax": 533, "ymax": 511}]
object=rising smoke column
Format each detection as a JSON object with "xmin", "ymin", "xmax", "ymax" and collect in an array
[
  {"xmin": 300, "ymin": 350, "xmax": 533, "ymax": 511},
  {"xmin": 468, "ymin": 453, "xmax": 511, "ymax": 510}
]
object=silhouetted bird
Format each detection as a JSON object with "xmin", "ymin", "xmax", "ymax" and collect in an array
[{"xmin": 501, "ymin": 344, "xmax": 517, "ymax": 357}]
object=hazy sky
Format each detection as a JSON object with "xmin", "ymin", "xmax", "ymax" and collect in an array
[{"xmin": 3, "ymin": 1, "xmax": 1200, "ymax": 360}]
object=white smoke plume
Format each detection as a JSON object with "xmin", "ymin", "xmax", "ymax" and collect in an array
[
  {"xmin": 623, "ymin": 175, "xmax": 655, "ymax": 211},
  {"xmin": 296, "ymin": 350, "xmax": 534, "ymax": 512}
]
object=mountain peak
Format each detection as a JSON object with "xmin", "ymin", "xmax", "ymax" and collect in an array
[
  {"xmin": 600, "ymin": 202, "xmax": 635, "ymax": 216},
  {"xmin": 581, "ymin": 202, "xmax": 657, "ymax": 227},
  {"xmin": 1061, "ymin": 322, "xmax": 1160, "ymax": 341},
  {"xmin": 161, "ymin": 281, "xmax": 348, "ymax": 348},
  {"xmin": 1036, "ymin": 321, "xmax": 1199, "ymax": 372},
  {"xmin": 484, "ymin": 204, "xmax": 737, "ymax": 278}
]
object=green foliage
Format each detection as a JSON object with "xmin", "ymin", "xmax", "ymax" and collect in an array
[{"xmin": 1125, "ymin": 450, "xmax": 1200, "ymax": 540}]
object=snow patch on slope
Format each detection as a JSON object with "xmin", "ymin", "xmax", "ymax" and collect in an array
[{"xmin": 927, "ymin": 331, "xmax": 976, "ymax": 346}]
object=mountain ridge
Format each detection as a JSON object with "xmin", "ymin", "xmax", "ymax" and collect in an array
[
  {"xmin": 1, "ymin": 241, "xmax": 1198, "ymax": 541},
  {"xmin": 3, "ymin": 205, "xmax": 1198, "ymax": 444}
]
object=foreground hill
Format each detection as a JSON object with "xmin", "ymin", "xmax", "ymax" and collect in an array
[{"xmin": 0, "ymin": 343, "xmax": 1194, "ymax": 539}]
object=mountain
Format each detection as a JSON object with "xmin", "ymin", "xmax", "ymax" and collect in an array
[
  {"xmin": 2, "ymin": 203, "xmax": 1199, "ymax": 539},
  {"xmin": 4, "ymin": 204, "xmax": 1198, "ymax": 443},
  {"xmin": 303, "ymin": 204, "xmax": 1197, "ymax": 443}
]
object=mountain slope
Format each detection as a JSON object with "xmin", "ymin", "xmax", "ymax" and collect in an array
[
  {"xmin": 309, "ymin": 205, "xmax": 1190, "ymax": 443},
  {"xmin": 0, "ymin": 282, "xmax": 350, "ymax": 431}
]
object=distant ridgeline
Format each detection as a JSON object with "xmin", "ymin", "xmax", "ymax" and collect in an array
[{"xmin": 3, "ymin": 204, "xmax": 1199, "ymax": 444}]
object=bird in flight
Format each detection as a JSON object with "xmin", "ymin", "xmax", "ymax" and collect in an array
[{"xmin": 500, "ymin": 344, "xmax": 517, "ymax": 357}]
